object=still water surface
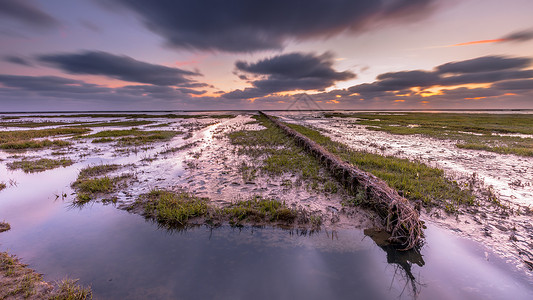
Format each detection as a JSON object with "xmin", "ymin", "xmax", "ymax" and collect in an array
[{"xmin": 1, "ymin": 162, "xmax": 533, "ymax": 299}]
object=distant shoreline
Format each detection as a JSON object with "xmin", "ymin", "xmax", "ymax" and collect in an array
[{"xmin": 1, "ymin": 109, "xmax": 532, "ymax": 114}]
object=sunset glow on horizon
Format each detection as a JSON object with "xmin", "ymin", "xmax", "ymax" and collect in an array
[{"xmin": 1, "ymin": 0, "xmax": 532, "ymax": 111}]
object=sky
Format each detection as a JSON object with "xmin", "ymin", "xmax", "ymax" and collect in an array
[{"xmin": 0, "ymin": 0, "xmax": 532, "ymax": 111}]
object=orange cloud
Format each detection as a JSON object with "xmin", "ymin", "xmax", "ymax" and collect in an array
[
  {"xmin": 394, "ymin": 99, "xmax": 405, "ymax": 102},
  {"xmin": 464, "ymin": 96, "xmax": 487, "ymax": 100},
  {"xmin": 449, "ymin": 38, "xmax": 506, "ymax": 47}
]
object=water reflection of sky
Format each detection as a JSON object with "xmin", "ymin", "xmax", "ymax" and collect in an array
[{"xmin": 1, "ymin": 170, "xmax": 533, "ymax": 299}]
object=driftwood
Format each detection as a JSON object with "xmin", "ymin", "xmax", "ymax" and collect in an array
[{"xmin": 260, "ymin": 112, "xmax": 424, "ymax": 250}]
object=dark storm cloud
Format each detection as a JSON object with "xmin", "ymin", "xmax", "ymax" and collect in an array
[
  {"xmin": 0, "ymin": 74, "xmax": 110, "ymax": 94},
  {"xmin": 3, "ymin": 55, "xmax": 32, "ymax": 66},
  {"xmin": 38, "ymin": 50, "xmax": 201, "ymax": 86},
  {"xmin": 348, "ymin": 55, "xmax": 533, "ymax": 99},
  {"xmin": 107, "ymin": 0, "xmax": 437, "ymax": 52},
  {"xmin": 436, "ymin": 56, "xmax": 531, "ymax": 74},
  {"xmin": 0, "ymin": 74, "xmax": 207, "ymax": 102},
  {"xmin": 0, "ymin": 0, "xmax": 59, "ymax": 29},
  {"xmin": 224, "ymin": 52, "xmax": 355, "ymax": 99},
  {"xmin": 176, "ymin": 88, "xmax": 206, "ymax": 95},
  {"xmin": 501, "ymin": 29, "xmax": 533, "ymax": 43},
  {"xmin": 439, "ymin": 70, "xmax": 533, "ymax": 86},
  {"xmin": 492, "ymin": 79, "xmax": 533, "ymax": 90}
]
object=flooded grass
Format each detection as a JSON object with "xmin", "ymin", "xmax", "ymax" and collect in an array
[
  {"xmin": 326, "ymin": 112, "xmax": 533, "ymax": 157},
  {"xmin": 137, "ymin": 190, "xmax": 211, "ymax": 227},
  {"xmin": 0, "ymin": 139, "xmax": 72, "ymax": 150},
  {"xmin": 0, "ymin": 128, "xmax": 89, "ymax": 150},
  {"xmin": 0, "ymin": 221, "xmax": 10, "ymax": 232},
  {"xmin": 0, "ymin": 128, "xmax": 90, "ymax": 142},
  {"xmin": 16, "ymin": 113, "xmax": 235, "ymax": 119},
  {"xmin": 7, "ymin": 158, "xmax": 74, "ymax": 173},
  {"xmin": 72, "ymin": 176, "xmax": 130, "ymax": 205},
  {"xmin": 228, "ymin": 115, "xmax": 340, "ymax": 193},
  {"xmin": 133, "ymin": 190, "xmax": 319, "ymax": 229},
  {"xmin": 82, "ymin": 129, "xmax": 181, "ymax": 146},
  {"xmin": 50, "ymin": 278, "xmax": 92, "ymax": 300},
  {"xmin": 0, "ymin": 121, "xmax": 75, "ymax": 128},
  {"xmin": 72, "ymin": 164, "xmax": 129, "ymax": 204},
  {"xmin": 286, "ymin": 122, "xmax": 475, "ymax": 212},
  {"xmin": 70, "ymin": 120, "xmax": 153, "ymax": 127},
  {"xmin": 0, "ymin": 252, "xmax": 92, "ymax": 299},
  {"xmin": 224, "ymin": 196, "xmax": 302, "ymax": 226},
  {"xmin": 77, "ymin": 164, "xmax": 121, "ymax": 179}
]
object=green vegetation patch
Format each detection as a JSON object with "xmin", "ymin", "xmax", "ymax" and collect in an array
[
  {"xmin": 0, "ymin": 251, "xmax": 92, "ymax": 299},
  {"xmin": 0, "ymin": 139, "xmax": 72, "ymax": 150},
  {"xmin": 325, "ymin": 112, "xmax": 533, "ymax": 157},
  {"xmin": 224, "ymin": 196, "xmax": 301, "ymax": 226},
  {"xmin": 0, "ymin": 128, "xmax": 88, "ymax": 150},
  {"xmin": 21, "ymin": 113, "xmax": 235, "ymax": 119},
  {"xmin": 133, "ymin": 190, "xmax": 319, "ymax": 229},
  {"xmin": 286, "ymin": 123, "xmax": 475, "ymax": 212},
  {"xmin": 7, "ymin": 158, "xmax": 73, "ymax": 173},
  {"xmin": 71, "ymin": 120, "xmax": 153, "ymax": 127},
  {"xmin": 78, "ymin": 164, "xmax": 121, "ymax": 179},
  {"xmin": 0, "ymin": 121, "xmax": 74, "ymax": 128},
  {"xmin": 71, "ymin": 164, "xmax": 127, "ymax": 205},
  {"xmin": 82, "ymin": 129, "xmax": 181, "ymax": 146},
  {"xmin": 228, "ymin": 115, "xmax": 339, "ymax": 193},
  {"xmin": 138, "ymin": 190, "xmax": 211, "ymax": 227}
]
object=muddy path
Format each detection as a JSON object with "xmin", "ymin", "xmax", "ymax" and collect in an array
[{"xmin": 139, "ymin": 114, "xmax": 380, "ymax": 230}]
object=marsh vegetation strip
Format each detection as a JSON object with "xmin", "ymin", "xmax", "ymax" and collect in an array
[
  {"xmin": 0, "ymin": 121, "xmax": 78, "ymax": 128},
  {"xmin": 10, "ymin": 113, "xmax": 236, "ymax": 119},
  {"xmin": 131, "ymin": 189, "xmax": 320, "ymax": 229},
  {"xmin": 0, "ymin": 128, "xmax": 88, "ymax": 149},
  {"xmin": 326, "ymin": 112, "xmax": 533, "ymax": 156},
  {"xmin": 69, "ymin": 120, "xmax": 154, "ymax": 127},
  {"xmin": 71, "ymin": 164, "xmax": 131, "ymax": 205},
  {"xmin": 82, "ymin": 129, "xmax": 182, "ymax": 146},
  {"xmin": 0, "ymin": 252, "xmax": 92, "ymax": 299},
  {"xmin": 7, "ymin": 158, "xmax": 73, "ymax": 173},
  {"xmin": 228, "ymin": 114, "xmax": 341, "ymax": 194},
  {"xmin": 284, "ymin": 122, "xmax": 475, "ymax": 213}
]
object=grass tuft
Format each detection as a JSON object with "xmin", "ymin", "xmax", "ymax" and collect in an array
[
  {"xmin": 0, "ymin": 221, "xmax": 10, "ymax": 232},
  {"xmin": 133, "ymin": 190, "xmax": 317, "ymax": 229},
  {"xmin": 82, "ymin": 129, "xmax": 181, "ymax": 146},
  {"xmin": 7, "ymin": 158, "xmax": 73, "ymax": 173},
  {"xmin": 71, "ymin": 164, "xmax": 127, "ymax": 204},
  {"xmin": 50, "ymin": 278, "xmax": 92, "ymax": 300}
]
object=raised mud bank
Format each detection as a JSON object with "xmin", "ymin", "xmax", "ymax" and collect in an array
[{"xmin": 260, "ymin": 112, "xmax": 423, "ymax": 249}]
